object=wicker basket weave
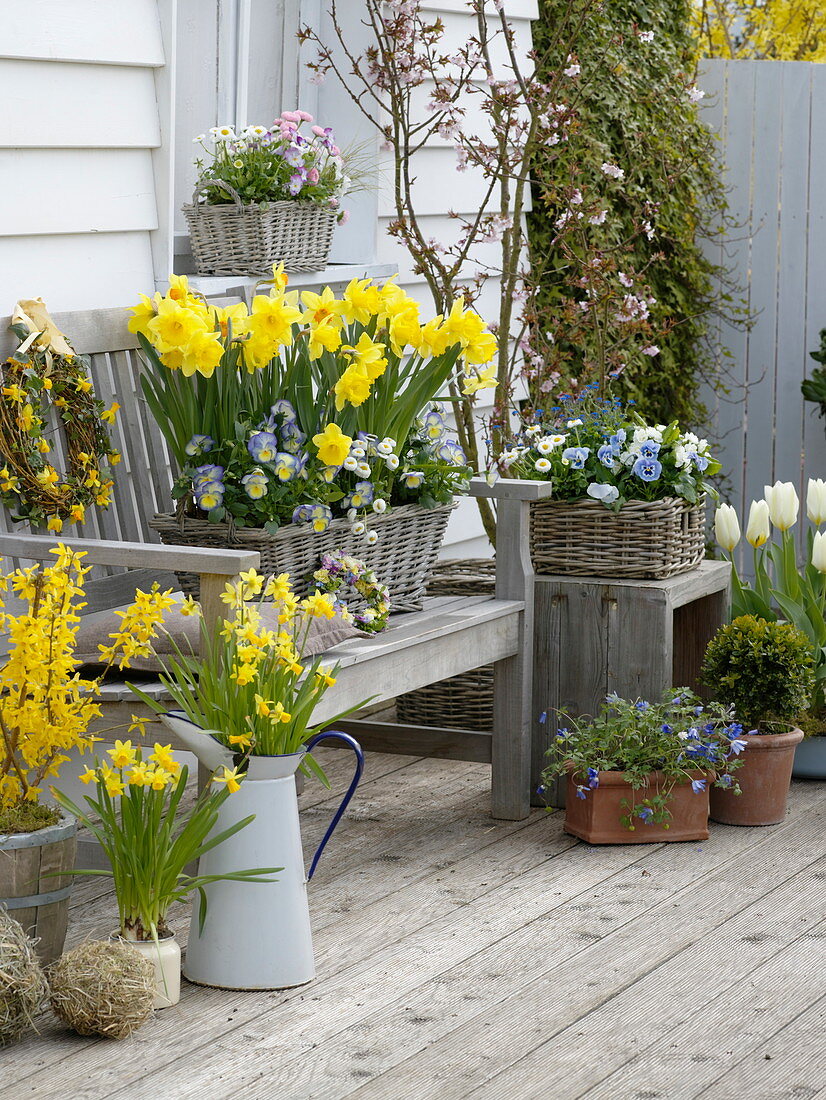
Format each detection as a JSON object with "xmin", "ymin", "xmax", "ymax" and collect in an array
[
  {"xmin": 529, "ymin": 496, "xmax": 706, "ymax": 580},
  {"xmin": 183, "ymin": 181, "xmax": 337, "ymax": 276},
  {"xmin": 149, "ymin": 502, "xmax": 454, "ymax": 612},
  {"xmin": 396, "ymin": 559, "xmax": 496, "ymax": 731}
]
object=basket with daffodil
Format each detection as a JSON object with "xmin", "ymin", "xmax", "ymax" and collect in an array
[{"xmin": 134, "ymin": 271, "xmax": 497, "ymax": 608}]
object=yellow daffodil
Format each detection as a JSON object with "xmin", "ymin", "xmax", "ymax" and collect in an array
[
  {"xmin": 340, "ymin": 277, "xmax": 382, "ymax": 324},
  {"xmin": 301, "ymin": 285, "xmax": 344, "ymax": 327},
  {"xmin": 180, "ymin": 329, "xmax": 224, "ymax": 378},
  {"xmin": 248, "ymin": 294, "xmax": 302, "ymax": 346},
  {"xmin": 128, "ymin": 715, "xmax": 148, "ymax": 736},
  {"xmin": 301, "ymin": 591, "xmax": 336, "ymax": 620},
  {"xmin": 313, "ymin": 422, "xmax": 353, "ymax": 467},
  {"xmin": 213, "ymin": 766, "xmax": 244, "ymax": 794},
  {"xmin": 342, "ymin": 333, "xmax": 387, "ymax": 381},
  {"xmin": 462, "ymin": 363, "xmax": 498, "ymax": 395},
  {"xmin": 264, "ymin": 573, "xmax": 293, "ymax": 601},
  {"xmin": 333, "ymin": 366, "xmax": 372, "ymax": 410},
  {"xmin": 239, "ymin": 568, "xmax": 264, "ymax": 596},
  {"xmin": 127, "ymin": 761, "xmax": 150, "ymax": 787},
  {"xmin": 307, "ymin": 319, "xmax": 342, "ymax": 360},
  {"xmin": 149, "ymin": 743, "xmax": 180, "ymax": 774},
  {"xmin": 229, "ymin": 732, "xmax": 252, "ymax": 748},
  {"xmin": 107, "ymin": 739, "xmax": 137, "ymax": 769},
  {"xmin": 148, "ymin": 298, "xmax": 209, "ymax": 352},
  {"xmin": 128, "ymin": 292, "xmax": 160, "ymax": 336},
  {"xmin": 79, "ymin": 767, "xmax": 99, "ymax": 785}
]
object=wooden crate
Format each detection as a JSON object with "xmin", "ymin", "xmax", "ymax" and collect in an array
[{"xmin": 532, "ymin": 560, "xmax": 731, "ymax": 807}]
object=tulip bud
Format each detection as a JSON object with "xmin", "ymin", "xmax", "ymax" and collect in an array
[
  {"xmin": 807, "ymin": 478, "xmax": 826, "ymax": 525},
  {"xmin": 714, "ymin": 503, "xmax": 740, "ymax": 552},
  {"xmin": 764, "ymin": 481, "xmax": 799, "ymax": 531},
  {"xmin": 813, "ymin": 530, "xmax": 826, "ymax": 573},
  {"xmin": 745, "ymin": 499, "xmax": 770, "ymax": 548}
]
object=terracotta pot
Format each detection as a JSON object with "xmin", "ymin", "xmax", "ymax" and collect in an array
[
  {"xmin": 709, "ymin": 727, "xmax": 803, "ymax": 826},
  {"xmin": 563, "ymin": 769, "xmax": 711, "ymax": 844}
]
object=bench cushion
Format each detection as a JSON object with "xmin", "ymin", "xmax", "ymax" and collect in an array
[{"xmin": 74, "ymin": 602, "xmax": 359, "ymax": 672}]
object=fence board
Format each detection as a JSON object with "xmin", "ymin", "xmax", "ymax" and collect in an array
[{"xmin": 700, "ymin": 60, "xmax": 826, "ymax": 563}]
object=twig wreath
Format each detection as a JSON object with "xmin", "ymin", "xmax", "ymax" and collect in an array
[
  {"xmin": 0, "ymin": 301, "xmax": 120, "ymax": 532},
  {"xmin": 310, "ymin": 551, "xmax": 391, "ymax": 633}
]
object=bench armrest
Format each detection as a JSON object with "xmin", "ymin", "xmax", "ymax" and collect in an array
[{"xmin": 468, "ymin": 476, "xmax": 555, "ymax": 501}]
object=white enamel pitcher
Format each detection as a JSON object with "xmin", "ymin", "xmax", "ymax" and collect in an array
[{"xmin": 160, "ymin": 712, "xmax": 364, "ymax": 990}]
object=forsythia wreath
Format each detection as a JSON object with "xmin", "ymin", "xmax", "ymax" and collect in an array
[{"xmin": 0, "ymin": 300, "xmax": 120, "ymax": 532}]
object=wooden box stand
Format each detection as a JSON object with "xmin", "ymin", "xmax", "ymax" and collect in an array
[{"xmin": 532, "ymin": 560, "xmax": 731, "ymax": 806}]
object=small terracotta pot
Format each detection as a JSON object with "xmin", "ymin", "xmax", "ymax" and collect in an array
[
  {"xmin": 564, "ymin": 769, "xmax": 711, "ymax": 844},
  {"xmin": 709, "ymin": 727, "xmax": 803, "ymax": 826}
]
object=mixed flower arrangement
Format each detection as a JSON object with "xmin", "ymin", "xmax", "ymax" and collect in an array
[
  {"xmin": 133, "ymin": 271, "xmax": 496, "ymax": 542},
  {"xmin": 192, "ymin": 111, "xmax": 351, "ymax": 220},
  {"xmin": 539, "ymin": 689, "xmax": 747, "ymax": 830},
  {"xmin": 497, "ymin": 393, "xmax": 719, "ymax": 509},
  {"xmin": 310, "ymin": 551, "xmax": 390, "ymax": 633}
]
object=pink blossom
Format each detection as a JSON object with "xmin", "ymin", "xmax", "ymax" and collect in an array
[
  {"xmin": 589, "ymin": 210, "xmax": 607, "ymax": 225},
  {"xmin": 280, "ymin": 110, "xmax": 301, "ymax": 123},
  {"xmin": 601, "ymin": 162, "xmax": 625, "ymax": 180},
  {"xmin": 642, "ymin": 345, "xmax": 660, "ymax": 356},
  {"xmin": 331, "ymin": 145, "xmax": 341, "ymax": 156},
  {"xmin": 338, "ymin": 209, "xmax": 350, "ymax": 224},
  {"xmin": 309, "ymin": 72, "xmax": 325, "ymax": 86},
  {"xmin": 570, "ymin": 189, "xmax": 583, "ymax": 205},
  {"xmin": 297, "ymin": 110, "xmax": 314, "ymax": 122},
  {"xmin": 307, "ymin": 167, "xmax": 320, "ymax": 184},
  {"xmin": 311, "ymin": 125, "xmax": 326, "ymax": 136},
  {"xmin": 618, "ymin": 272, "xmax": 633, "ymax": 288}
]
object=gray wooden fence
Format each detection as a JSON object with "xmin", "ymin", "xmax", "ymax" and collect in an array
[{"xmin": 700, "ymin": 59, "xmax": 826, "ymax": 559}]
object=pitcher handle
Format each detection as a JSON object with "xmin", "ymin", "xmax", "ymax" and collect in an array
[{"xmin": 303, "ymin": 730, "xmax": 364, "ymax": 881}]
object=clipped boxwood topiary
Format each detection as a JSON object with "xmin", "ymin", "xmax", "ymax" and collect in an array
[
  {"xmin": 702, "ymin": 616, "xmax": 810, "ymax": 826},
  {"xmin": 701, "ymin": 615, "xmax": 814, "ymax": 730}
]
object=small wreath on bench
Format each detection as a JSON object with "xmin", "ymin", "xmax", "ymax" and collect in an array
[
  {"xmin": 0, "ymin": 319, "xmax": 121, "ymax": 533},
  {"xmin": 309, "ymin": 551, "xmax": 391, "ymax": 633}
]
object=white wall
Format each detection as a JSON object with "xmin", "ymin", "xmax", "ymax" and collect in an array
[{"xmin": 0, "ymin": 0, "xmax": 169, "ymax": 311}]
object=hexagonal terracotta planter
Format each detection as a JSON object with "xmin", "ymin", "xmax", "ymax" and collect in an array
[
  {"xmin": 709, "ymin": 727, "xmax": 803, "ymax": 826},
  {"xmin": 564, "ymin": 769, "xmax": 711, "ymax": 844}
]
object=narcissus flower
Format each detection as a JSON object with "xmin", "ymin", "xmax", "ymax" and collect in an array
[{"xmin": 313, "ymin": 423, "xmax": 353, "ymax": 467}]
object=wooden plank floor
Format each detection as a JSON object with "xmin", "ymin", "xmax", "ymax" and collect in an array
[{"xmin": 6, "ymin": 750, "xmax": 825, "ymax": 1100}]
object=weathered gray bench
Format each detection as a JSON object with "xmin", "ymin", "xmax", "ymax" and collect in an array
[{"xmin": 0, "ymin": 308, "xmax": 538, "ymax": 820}]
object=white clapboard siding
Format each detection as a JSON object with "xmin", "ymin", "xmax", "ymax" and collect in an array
[
  {"xmin": 699, "ymin": 60, "xmax": 826, "ymax": 566},
  {"xmin": 0, "ymin": 1, "xmax": 168, "ymax": 313},
  {"xmin": 0, "ymin": 150, "xmax": 158, "ymax": 237},
  {"xmin": 0, "ymin": 0, "xmax": 165, "ymax": 66}
]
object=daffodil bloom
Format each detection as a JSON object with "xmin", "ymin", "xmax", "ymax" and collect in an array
[
  {"xmin": 265, "ymin": 572, "xmax": 293, "ymax": 601},
  {"xmin": 307, "ymin": 319, "xmax": 342, "ymax": 359},
  {"xmin": 128, "ymin": 292, "xmax": 161, "ymax": 336},
  {"xmin": 313, "ymin": 422, "xmax": 353, "ymax": 467},
  {"xmin": 213, "ymin": 766, "xmax": 244, "ymax": 794},
  {"xmin": 149, "ymin": 743, "xmax": 180, "ymax": 774},
  {"xmin": 180, "ymin": 330, "xmax": 224, "ymax": 378},
  {"xmin": 334, "ymin": 366, "xmax": 373, "ymax": 410},
  {"xmin": 79, "ymin": 767, "xmax": 98, "ymax": 785},
  {"xmin": 301, "ymin": 285, "xmax": 344, "ymax": 327},
  {"xmin": 127, "ymin": 762, "xmax": 150, "ymax": 787},
  {"xmin": 341, "ymin": 333, "xmax": 387, "ymax": 381},
  {"xmin": 339, "ymin": 276, "xmax": 382, "ymax": 324},
  {"xmin": 229, "ymin": 732, "xmax": 253, "ymax": 748},
  {"xmin": 239, "ymin": 568, "xmax": 264, "ymax": 596},
  {"xmin": 147, "ymin": 298, "xmax": 208, "ymax": 352},
  {"xmin": 301, "ymin": 591, "xmax": 336, "ymax": 619},
  {"xmin": 108, "ymin": 739, "xmax": 137, "ymax": 769},
  {"xmin": 248, "ymin": 293, "xmax": 302, "ymax": 346},
  {"xmin": 462, "ymin": 363, "xmax": 497, "ymax": 395}
]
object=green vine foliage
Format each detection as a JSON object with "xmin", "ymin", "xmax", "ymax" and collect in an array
[{"xmin": 528, "ymin": 0, "xmax": 741, "ymax": 425}]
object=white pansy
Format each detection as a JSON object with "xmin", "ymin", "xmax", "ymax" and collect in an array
[
  {"xmin": 586, "ymin": 483, "xmax": 619, "ymax": 503},
  {"xmin": 673, "ymin": 444, "xmax": 690, "ymax": 469}
]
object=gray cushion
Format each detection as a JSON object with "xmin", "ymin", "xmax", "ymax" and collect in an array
[{"xmin": 74, "ymin": 601, "xmax": 360, "ymax": 673}]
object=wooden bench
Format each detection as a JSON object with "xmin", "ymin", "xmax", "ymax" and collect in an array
[{"xmin": 0, "ymin": 307, "xmax": 538, "ymax": 820}]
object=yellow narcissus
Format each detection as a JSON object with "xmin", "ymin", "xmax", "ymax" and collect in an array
[
  {"xmin": 308, "ymin": 320, "xmax": 342, "ymax": 360},
  {"xmin": 300, "ymin": 286, "xmax": 344, "ymax": 328},
  {"xmin": 180, "ymin": 329, "xmax": 224, "ymax": 378},
  {"xmin": 312, "ymin": 423, "xmax": 353, "ymax": 467},
  {"xmin": 342, "ymin": 334, "xmax": 387, "ymax": 380},
  {"xmin": 147, "ymin": 299, "xmax": 209, "ymax": 352},
  {"xmin": 339, "ymin": 276, "xmax": 382, "ymax": 325},
  {"xmin": 333, "ymin": 367, "xmax": 372, "ymax": 410}
]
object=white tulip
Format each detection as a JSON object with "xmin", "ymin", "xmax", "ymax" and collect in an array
[
  {"xmin": 745, "ymin": 499, "xmax": 771, "ymax": 548},
  {"xmin": 813, "ymin": 530, "xmax": 826, "ymax": 573},
  {"xmin": 714, "ymin": 504, "xmax": 741, "ymax": 552},
  {"xmin": 764, "ymin": 481, "xmax": 799, "ymax": 531},
  {"xmin": 807, "ymin": 478, "xmax": 826, "ymax": 525}
]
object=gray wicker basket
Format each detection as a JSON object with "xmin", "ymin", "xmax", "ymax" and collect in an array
[
  {"xmin": 529, "ymin": 496, "xmax": 706, "ymax": 580},
  {"xmin": 396, "ymin": 559, "xmax": 496, "ymax": 731},
  {"xmin": 149, "ymin": 502, "xmax": 454, "ymax": 613},
  {"xmin": 183, "ymin": 180, "xmax": 337, "ymax": 276}
]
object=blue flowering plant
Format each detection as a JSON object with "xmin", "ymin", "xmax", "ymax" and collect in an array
[
  {"xmin": 192, "ymin": 112, "xmax": 352, "ymax": 219},
  {"xmin": 539, "ymin": 689, "xmax": 747, "ymax": 830},
  {"xmin": 497, "ymin": 394, "xmax": 719, "ymax": 510}
]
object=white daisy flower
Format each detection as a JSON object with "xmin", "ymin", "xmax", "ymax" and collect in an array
[
  {"xmin": 534, "ymin": 458, "xmax": 552, "ymax": 473},
  {"xmin": 372, "ymin": 499, "xmax": 387, "ymax": 514},
  {"xmin": 366, "ymin": 530, "xmax": 378, "ymax": 545}
]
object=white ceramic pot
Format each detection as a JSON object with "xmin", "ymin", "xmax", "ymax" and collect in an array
[
  {"xmin": 118, "ymin": 934, "xmax": 181, "ymax": 1009},
  {"xmin": 159, "ymin": 713, "xmax": 363, "ymax": 991}
]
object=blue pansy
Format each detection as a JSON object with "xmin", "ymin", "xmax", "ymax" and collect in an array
[
  {"xmin": 185, "ymin": 434, "xmax": 215, "ymax": 457},
  {"xmin": 609, "ymin": 429, "xmax": 626, "ymax": 449},
  {"xmin": 436, "ymin": 440, "xmax": 467, "ymax": 464},
  {"xmin": 193, "ymin": 463, "xmax": 225, "ymax": 487},
  {"xmin": 270, "ymin": 399, "xmax": 297, "ymax": 424},
  {"xmin": 632, "ymin": 456, "xmax": 662, "ymax": 482},
  {"xmin": 597, "ymin": 444, "xmax": 616, "ymax": 468},
  {"xmin": 562, "ymin": 446, "xmax": 590, "ymax": 469},
  {"xmin": 638, "ymin": 440, "xmax": 661, "ymax": 460},
  {"xmin": 272, "ymin": 453, "xmax": 300, "ymax": 482},
  {"xmin": 248, "ymin": 431, "xmax": 279, "ymax": 463},
  {"xmin": 688, "ymin": 451, "xmax": 709, "ymax": 472},
  {"xmin": 241, "ymin": 470, "xmax": 268, "ymax": 500},
  {"xmin": 280, "ymin": 422, "xmax": 307, "ymax": 454}
]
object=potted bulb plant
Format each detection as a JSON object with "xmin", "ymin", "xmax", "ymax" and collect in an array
[
  {"xmin": 0, "ymin": 545, "xmax": 171, "ymax": 963},
  {"xmin": 539, "ymin": 689, "xmax": 746, "ymax": 843},
  {"xmin": 51, "ymin": 741, "xmax": 278, "ymax": 1008},
  {"xmin": 701, "ymin": 615, "xmax": 811, "ymax": 826}
]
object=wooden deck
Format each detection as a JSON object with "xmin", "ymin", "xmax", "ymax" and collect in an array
[{"xmin": 7, "ymin": 749, "xmax": 825, "ymax": 1099}]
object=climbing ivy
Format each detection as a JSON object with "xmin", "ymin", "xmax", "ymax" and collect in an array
[{"xmin": 528, "ymin": 0, "xmax": 741, "ymax": 425}]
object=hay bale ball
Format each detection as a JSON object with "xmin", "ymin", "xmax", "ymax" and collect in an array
[
  {"xmin": 0, "ymin": 907, "xmax": 48, "ymax": 1046},
  {"xmin": 49, "ymin": 940, "xmax": 155, "ymax": 1040}
]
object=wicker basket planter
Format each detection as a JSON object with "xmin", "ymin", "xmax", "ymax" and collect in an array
[
  {"xmin": 529, "ymin": 496, "xmax": 706, "ymax": 580},
  {"xmin": 149, "ymin": 502, "xmax": 454, "ymax": 612},
  {"xmin": 183, "ymin": 181, "xmax": 337, "ymax": 276},
  {"xmin": 397, "ymin": 559, "xmax": 496, "ymax": 730},
  {"xmin": 0, "ymin": 813, "xmax": 76, "ymax": 964}
]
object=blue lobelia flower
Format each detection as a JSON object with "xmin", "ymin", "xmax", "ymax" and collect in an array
[
  {"xmin": 248, "ymin": 431, "xmax": 279, "ymax": 463},
  {"xmin": 597, "ymin": 444, "xmax": 617, "ymax": 468},
  {"xmin": 691, "ymin": 778, "xmax": 707, "ymax": 793},
  {"xmin": 632, "ymin": 456, "xmax": 662, "ymax": 482},
  {"xmin": 562, "ymin": 446, "xmax": 590, "ymax": 469},
  {"xmin": 575, "ymin": 786, "xmax": 588, "ymax": 800},
  {"xmin": 638, "ymin": 440, "xmax": 661, "ymax": 460},
  {"xmin": 185, "ymin": 434, "xmax": 215, "ymax": 457}
]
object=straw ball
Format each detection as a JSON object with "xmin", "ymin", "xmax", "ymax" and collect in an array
[
  {"xmin": 48, "ymin": 940, "xmax": 155, "ymax": 1040},
  {"xmin": 0, "ymin": 908, "xmax": 48, "ymax": 1046}
]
